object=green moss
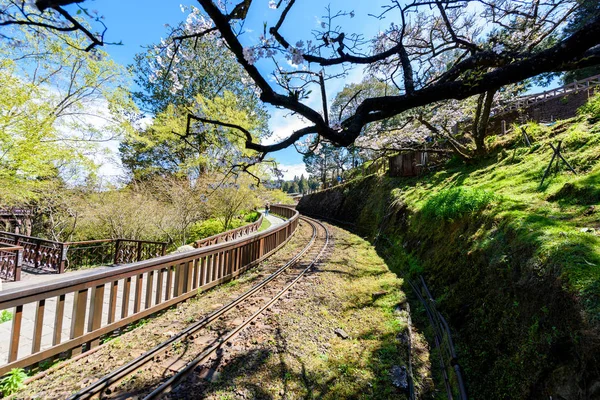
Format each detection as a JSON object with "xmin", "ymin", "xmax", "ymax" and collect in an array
[
  {"xmin": 298, "ymin": 109, "xmax": 600, "ymax": 399},
  {"xmin": 420, "ymin": 187, "xmax": 495, "ymax": 221}
]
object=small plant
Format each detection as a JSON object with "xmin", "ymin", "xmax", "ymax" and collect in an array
[
  {"xmin": 0, "ymin": 368, "xmax": 28, "ymax": 396},
  {"xmin": 0, "ymin": 310, "xmax": 12, "ymax": 323}
]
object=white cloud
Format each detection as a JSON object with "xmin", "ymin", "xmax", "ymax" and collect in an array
[
  {"xmin": 263, "ymin": 108, "xmax": 311, "ymax": 146},
  {"xmin": 278, "ymin": 163, "xmax": 308, "ymax": 180}
]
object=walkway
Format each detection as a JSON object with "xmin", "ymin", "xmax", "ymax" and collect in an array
[
  {"xmin": 262, "ymin": 210, "xmax": 285, "ymax": 227},
  {"xmin": 0, "ymin": 213, "xmax": 286, "ymax": 364}
]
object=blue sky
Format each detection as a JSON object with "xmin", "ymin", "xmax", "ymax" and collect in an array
[{"xmin": 82, "ymin": 0, "xmax": 391, "ymax": 180}]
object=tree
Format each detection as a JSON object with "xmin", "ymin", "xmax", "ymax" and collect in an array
[
  {"xmin": 298, "ymin": 175, "xmax": 307, "ymax": 194},
  {"xmin": 4, "ymin": 0, "xmax": 600, "ymax": 164},
  {"xmin": 0, "ymin": 23, "xmax": 135, "ymax": 205},
  {"xmin": 208, "ymin": 176, "xmax": 258, "ymax": 230},
  {"xmin": 562, "ymin": 0, "xmax": 600, "ymax": 83},
  {"xmin": 120, "ymin": 91, "xmax": 267, "ymax": 180},
  {"xmin": 142, "ymin": 176, "xmax": 208, "ymax": 247}
]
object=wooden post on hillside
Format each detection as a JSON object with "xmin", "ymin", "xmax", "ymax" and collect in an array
[{"xmin": 540, "ymin": 141, "xmax": 577, "ymax": 186}]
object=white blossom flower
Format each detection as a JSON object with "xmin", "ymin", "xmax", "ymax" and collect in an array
[
  {"xmin": 243, "ymin": 47, "xmax": 257, "ymax": 64},
  {"xmin": 269, "ymin": 0, "xmax": 277, "ymax": 9}
]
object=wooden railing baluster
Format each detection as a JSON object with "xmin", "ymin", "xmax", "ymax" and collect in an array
[
  {"xmin": 133, "ymin": 274, "xmax": 143, "ymax": 314},
  {"xmin": 87, "ymin": 284, "xmax": 105, "ymax": 349},
  {"xmin": 121, "ymin": 277, "xmax": 132, "ymax": 318},
  {"xmin": 32, "ymin": 299, "xmax": 45, "ymax": 354},
  {"xmin": 53, "ymin": 294, "xmax": 65, "ymax": 346},
  {"xmin": 8, "ymin": 305, "xmax": 23, "ymax": 362},
  {"xmin": 70, "ymin": 289, "xmax": 88, "ymax": 355},
  {"xmin": 108, "ymin": 281, "xmax": 118, "ymax": 324}
]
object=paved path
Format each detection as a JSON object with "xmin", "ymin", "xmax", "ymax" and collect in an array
[
  {"xmin": 0, "ymin": 213, "xmax": 286, "ymax": 364},
  {"xmin": 262, "ymin": 210, "xmax": 285, "ymax": 227}
]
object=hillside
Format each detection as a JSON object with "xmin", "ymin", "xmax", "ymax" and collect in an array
[{"xmin": 298, "ymin": 96, "xmax": 600, "ymax": 399}]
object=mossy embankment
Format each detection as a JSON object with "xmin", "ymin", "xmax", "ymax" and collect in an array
[{"xmin": 298, "ymin": 111, "xmax": 600, "ymax": 399}]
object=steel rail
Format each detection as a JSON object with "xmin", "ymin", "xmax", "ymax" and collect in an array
[
  {"xmin": 143, "ymin": 216, "xmax": 330, "ymax": 400},
  {"xmin": 69, "ymin": 215, "xmax": 323, "ymax": 400}
]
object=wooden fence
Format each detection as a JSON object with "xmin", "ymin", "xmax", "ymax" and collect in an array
[
  {"xmin": 0, "ymin": 246, "xmax": 23, "ymax": 282},
  {"xmin": 0, "ymin": 232, "xmax": 66, "ymax": 275},
  {"xmin": 0, "ymin": 205, "xmax": 298, "ymax": 375},
  {"xmin": 501, "ymin": 73, "xmax": 600, "ymax": 112},
  {"xmin": 195, "ymin": 214, "xmax": 264, "ymax": 248},
  {"xmin": 0, "ymin": 232, "xmax": 168, "ymax": 278}
]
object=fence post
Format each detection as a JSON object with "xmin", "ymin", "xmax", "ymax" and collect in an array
[
  {"xmin": 113, "ymin": 239, "xmax": 121, "ymax": 264},
  {"xmin": 137, "ymin": 241, "xmax": 143, "ymax": 262},
  {"xmin": 59, "ymin": 243, "xmax": 67, "ymax": 274},
  {"xmin": 14, "ymin": 248, "xmax": 22, "ymax": 281},
  {"xmin": 34, "ymin": 240, "xmax": 41, "ymax": 270}
]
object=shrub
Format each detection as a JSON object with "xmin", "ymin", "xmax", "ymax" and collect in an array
[
  {"xmin": 0, "ymin": 368, "xmax": 27, "ymax": 396},
  {"xmin": 188, "ymin": 219, "xmax": 224, "ymax": 242},
  {"xmin": 420, "ymin": 187, "xmax": 495, "ymax": 221},
  {"xmin": 244, "ymin": 211, "xmax": 260, "ymax": 222}
]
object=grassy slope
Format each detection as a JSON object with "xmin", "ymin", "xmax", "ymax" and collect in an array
[{"xmin": 298, "ymin": 109, "xmax": 600, "ymax": 399}]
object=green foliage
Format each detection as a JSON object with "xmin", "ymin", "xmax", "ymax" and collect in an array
[
  {"xmin": 244, "ymin": 211, "xmax": 260, "ymax": 223},
  {"xmin": 420, "ymin": 187, "xmax": 495, "ymax": 221},
  {"xmin": 0, "ymin": 368, "xmax": 28, "ymax": 396},
  {"xmin": 578, "ymin": 93, "xmax": 600, "ymax": 122},
  {"xmin": 0, "ymin": 310, "xmax": 12, "ymax": 323},
  {"xmin": 188, "ymin": 218, "xmax": 246, "ymax": 243}
]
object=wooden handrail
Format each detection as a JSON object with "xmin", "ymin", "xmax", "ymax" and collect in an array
[
  {"xmin": 0, "ymin": 205, "xmax": 299, "ymax": 375},
  {"xmin": 0, "ymin": 246, "xmax": 24, "ymax": 252},
  {"xmin": 501, "ymin": 73, "xmax": 600, "ymax": 112},
  {"xmin": 194, "ymin": 213, "xmax": 264, "ymax": 248}
]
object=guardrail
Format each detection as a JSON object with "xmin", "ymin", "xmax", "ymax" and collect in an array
[
  {"xmin": 0, "ymin": 246, "xmax": 23, "ymax": 282},
  {"xmin": 195, "ymin": 214, "xmax": 264, "ymax": 248},
  {"xmin": 501, "ymin": 73, "xmax": 600, "ymax": 113},
  {"xmin": 0, "ymin": 232, "xmax": 168, "ymax": 277},
  {"xmin": 0, "ymin": 232, "xmax": 65, "ymax": 275},
  {"xmin": 0, "ymin": 205, "xmax": 298, "ymax": 375}
]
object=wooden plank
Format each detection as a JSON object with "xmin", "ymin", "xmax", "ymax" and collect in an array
[
  {"xmin": 86, "ymin": 284, "xmax": 105, "ymax": 349},
  {"xmin": 199, "ymin": 257, "xmax": 206, "ymax": 286},
  {"xmin": 8, "ymin": 305, "xmax": 23, "ymax": 362},
  {"xmin": 175, "ymin": 264, "xmax": 185, "ymax": 297},
  {"xmin": 155, "ymin": 268, "xmax": 164, "ymax": 305},
  {"xmin": 121, "ymin": 276, "xmax": 131, "ymax": 318},
  {"xmin": 32, "ymin": 299, "xmax": 46, "ymax": 354},
  {"xmin": 145, "ymin": 270, "xmax": 154, "ymax": 309},
  {"xmin": 165, "ymin": 266, "xmax": 173, "ymax": 300},
  {"xmin": 191, "ymin": 259, "xmax": 199, "ymax": 290},
  {"xmin": 107, "ymin": 281, "xmax": 118, "ymax": 324},
  {"xmin": 70, "ymin": 289, "xmax": 88, "ymax": 356},
  {"xmin": 133, "ymin": 273, "xmax": 143, "ymax": 314},
  {"xmin": 185, "ymin": 261, "xmax": 194, "ymax": 293},
  {"xmin": 53, "ymin": 294, "xmax": 65, "ymax": 346}
]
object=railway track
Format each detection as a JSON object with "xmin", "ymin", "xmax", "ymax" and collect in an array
[{"xmin": 69, "ymin": 215, "xmax": 330, "ymax": 400}]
